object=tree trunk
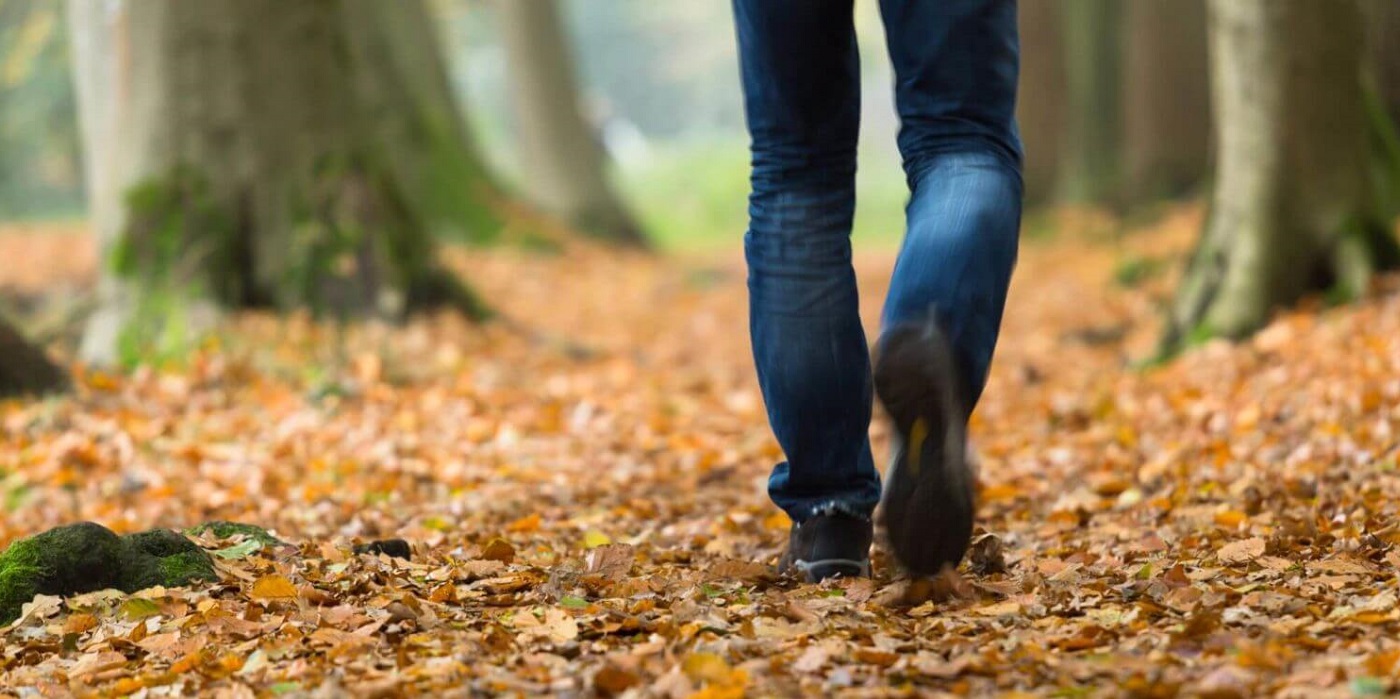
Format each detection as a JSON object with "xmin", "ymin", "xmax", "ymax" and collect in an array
[
  {"xmin": 494, "ymin": 0, "xmax": 647, "ymax": 247},
  {"xmin": 1367, "ymin": 0, "xmax": 1400, "ymax": 126},
  {"xmin": 0, "ymin": 317, "xmax": 68, "ymax": 398},
  {"xmin": 68, "ymin": 0, "xmax": 495, "ymax": 364},
  {"xmin": 1123, "ymin": 0, "xmax": 1211, "ymax": 203},
  {"xmin": 1055, "ymin": 0, "xmax": 1124, "ymax": 207},
  {"xmin": 1163, "ymin": 0, "xmax": 1400, "ymax": 353},
  {"xmin": 1015, "ymin": 0, "xmax": 1065, "ymax": 206},
  {"xmin": 1364, "ymin": 0, "xmax": 1400, "ymax": 219}
]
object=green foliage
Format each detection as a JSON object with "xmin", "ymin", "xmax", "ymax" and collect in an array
[
  {"xmin": 114, "ymin": 168, "xmax": 237, "ymax": 289},
  {"xmin": 112, "ymin": 168, "xmax": 238, "ymax": 368},
  {"xmin": 616, "ymin": 141, "xmax": 910, "ymax": 251},
  {"xmin": 0, "ymin": 0, "xmax": 84, "ymax": 219},
  {"xmin": 0, "ymin": 522, "xmax": 216, "ymax": 624}
]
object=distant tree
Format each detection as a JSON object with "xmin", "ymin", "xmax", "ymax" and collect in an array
[
  {"xmin": 1123, "ymin": 0, "xmax": 1211, "ymax": 202},
  {"xmin": 0, "ymin": 316, "xmax": 67, "ymax": 398},
  {"xmin": 0, "ymin": 0, "xmax": 83, "ymax": 217},
  {"xmin": 67, "ymin": 0, "xmax": 504, "ymax": 363},
  {"xmin": 1054, "ymin": 0, "xmax": 1123, "ymax": 206},
  {"xmin": 1015, "ymin": 0, "xmax": 1065, "ymax": 205},
  {"xmin": 1163, "ymin": 0, "xmax": 1400, "ymax": 352},
  {"xmin": 494, "ymin": 0, "xmax": 646, "ymax": 246}
]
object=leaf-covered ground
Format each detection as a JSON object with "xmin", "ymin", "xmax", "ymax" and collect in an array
[{"xmin": 3, "ymin": 208, "xmax": 1400, "ymax": 697}]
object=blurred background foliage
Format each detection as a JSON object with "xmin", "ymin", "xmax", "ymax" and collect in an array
[{"xmin": 0, "ymin": 0, "xmax": 944, "ymax": 250}]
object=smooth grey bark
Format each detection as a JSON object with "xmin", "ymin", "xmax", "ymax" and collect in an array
[
  {"xmin": 1124, "ymin": 0, "xmax": 1211, "ymax": 202},
  {"xmin": 67, "ymin": 0, "xmax": 495, "ymax": 363},
  {"xmin": 494, "ymin": 0, "xmax": 646, "ymax": 247},
  {"xmin": 1164, "ymin": 0, "xmax": 1400, "ymax": 353},
  {"xmin": 1055, "ymin": 0, "xmax": 1124, "ymax": 206}
]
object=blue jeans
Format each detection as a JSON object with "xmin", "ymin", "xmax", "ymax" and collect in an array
[{"xmin": 734, "ymin": 0, "xmax": 1023, "ymax": 522}]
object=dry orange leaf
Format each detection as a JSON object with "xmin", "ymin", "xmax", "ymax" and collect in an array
[
  {"xmin": 250, "ymin": 574, "xmax": 298, "ymax": 600},
  {"xmin": 506, "ymin": 513, "xmax": 542, "ymax": 533}
]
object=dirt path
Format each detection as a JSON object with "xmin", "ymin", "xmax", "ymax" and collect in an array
[{"xmin": 3, "ymin": 209, "xmax": 1400, "ymax": 696}]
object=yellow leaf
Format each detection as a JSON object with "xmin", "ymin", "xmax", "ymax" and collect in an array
[
  {"xmin": 1214, "ymin": 510, "xmax": 1248, "ymax": 527},
  {"xmin": 761, "ymin": 511, "xmax": 791, "ymax": 531},
  {"xmin": 682, "ymin": 652, "xmax": 733, "ymax": 685},
  {"xmin": 583, "ymin": 530, "xmax": 612, "ymax": 549},
  {"xmin": 119, "ymin": 598, "xmax": 162, "ymax": 621},
  {"xmin": 250, "ymin": 574, "xmax": 298, "ymax": 600}
]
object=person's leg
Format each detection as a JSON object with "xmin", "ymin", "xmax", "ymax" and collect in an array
[
  {"xmin": 878, "ymin": 0, "xmax": 1023, "ymax": 410},
  {"xmin": 733, "ymin": 0, "xmax": 882, "ymax": 525},
  {"xmin": 873, "ymin": 0, "xmax": 1022, "ymax": 574}
]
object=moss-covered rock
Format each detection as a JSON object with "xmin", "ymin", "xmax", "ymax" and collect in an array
[
  {"xmin": 184, "ymin": 521, "xmax": 287, "ymax": 547},
  {"xmin": 0, "ymin": 522, "xmax": 216, "ymax": 625}
]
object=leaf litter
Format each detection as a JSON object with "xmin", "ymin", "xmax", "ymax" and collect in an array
[{"xmin": 2, "ymin": 208, "xmax": 1400, "ymax": 695}]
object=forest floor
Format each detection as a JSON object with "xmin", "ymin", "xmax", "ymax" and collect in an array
[{"xmin": 2, "ymin": 207, "xmax": 1400, "ymax": 697}]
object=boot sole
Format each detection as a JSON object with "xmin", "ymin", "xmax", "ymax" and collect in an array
[
  {"xmin": 874, "ymin": 320, "xmax": 975, "ymax": 576},
  {"xmin": 795, "ymin": 558, "xmax": 871, "ymax": 582}
]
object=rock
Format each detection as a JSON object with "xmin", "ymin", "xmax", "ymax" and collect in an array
[
  {"xmin": 184, "ymin": 521, "xmax": 288, "ymax": 547},
  {"xmin": 354, "ymin": 539, "xmax": 411, "ymax": 560},
  {"xmin": 0, "ymin": 522, "xmax": 216, "ymax": 625}
]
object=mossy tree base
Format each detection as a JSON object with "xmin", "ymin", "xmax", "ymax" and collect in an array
[
  {"xmin": 1160, "ymin": 0, "xmax": 1400, "ymax": 356},
  {"xmin": 70, "ymin": 0, "xmax": 506, "ymax": 365},
  {"xmin": 0, "ymin": 522, "xmax": 216, "ymax": 625}
]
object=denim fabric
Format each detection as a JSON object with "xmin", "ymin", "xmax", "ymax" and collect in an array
[{"xmin": 733, "ymin": 0, "xmax": 1023, "ymax": 522}]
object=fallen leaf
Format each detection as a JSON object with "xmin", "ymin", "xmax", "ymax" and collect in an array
[
  {"xmin": 481, "ymin": 538, "xmax": 516, "ymax": 563},
  {"xmin": 1218, "ymin": 538, "xmax": 1266, "ymax": 565},
  {"xmin": 250, "ymin": 575, "xmax": 298, "ymax": 600}
]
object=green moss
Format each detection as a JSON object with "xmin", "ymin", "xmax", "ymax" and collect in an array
[
  {"xmin": 120, "ymin": 529, "xmax": 217, "ymax": 591},
  {"xmin": 0, "ymin": 523, "xmax": 218, "ymax": 625},
  {"xmin": 184, "ymin": 521, "xmax": 286, "ymax": 547},
  {"xmin": 0, "ymin": 541, "xmax": 44, "ymax": 625},
  {"xmin": 156, "ymin": 552, "xmax": 218, "ymax": 584}
]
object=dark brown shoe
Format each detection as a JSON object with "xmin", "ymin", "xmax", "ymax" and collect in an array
[
  {"xmin": 874, "ymin": 317, "xmax": 975, "ymax": 576},
  {"xmin": 777, "ymin": 513, "xmax": 873, "ymax": 582}
]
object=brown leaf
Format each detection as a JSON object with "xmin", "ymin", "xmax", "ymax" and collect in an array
[
  {"xmin": 853, "ymin": 647, "xmax": 900, "ymax": 667},
  {"xmin": 967, "ymin": 532, "xmax": 1007, "ymax": 575},
  {"xmin": 791, "ymin": 644, "xmax": 833, "ymax": 674},
  {"xmin": 594, "ymin": 664, "xmax": 642, "ymax": 696},
  {"xmin": 63, "ymin": 613, "xmax": 98, "ymax": 635},
  {"xmin": 585, "ymin": 543, "xmax": 635, "ymax": 579},
  {"xmin": 705, "ymin": 559, "xmax": 777, "ymax": 583},
  {"xmin": 482, "ymin": 538, "xmax": 516, "ymax": 564},
  {"xmin": 1218, "ymin": 537, "xmax": 1266, "ymax": 565}
]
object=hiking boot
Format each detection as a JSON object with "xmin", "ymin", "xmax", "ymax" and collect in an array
[
  {"xmin": 777, "ymin": 513, "xmax": 873, "ymax": 582},
  {"xmin": 874, "ymin": 317, "xmax": 975, "ymax": 576}
]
